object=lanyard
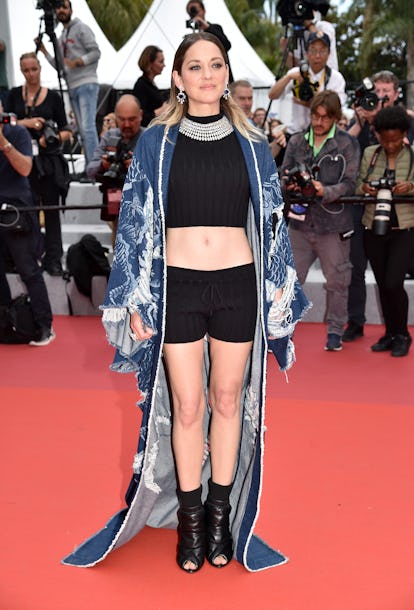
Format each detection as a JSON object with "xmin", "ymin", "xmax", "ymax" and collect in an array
[
  {"xmin": 24, "ymin": 86, "xmax": 42, "ymax": 117},
  {"xmin": 364, "ymin": 144, "xmax": 414, "ymax": 182},
  {"xmin": 62, "ymin": 24, "xmax": 73, "ymax": 58}
]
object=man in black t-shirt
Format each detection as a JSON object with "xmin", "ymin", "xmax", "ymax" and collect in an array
[{"xmin": 343, "ymin": 70, "xmax": 414, "ymax": 342}]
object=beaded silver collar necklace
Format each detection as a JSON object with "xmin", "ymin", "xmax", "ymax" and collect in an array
[{"xmin": 179, "ymin": 115, "xmax": 233, "ymax": 141}]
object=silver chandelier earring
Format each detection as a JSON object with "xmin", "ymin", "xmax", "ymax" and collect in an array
[
  {"xmin": 223, "ymin": 84, "xmax": 230, "ymax": 100},
  {"xmin": 177, "ymin": 87, "xmax": 187, "ymax": 105}
]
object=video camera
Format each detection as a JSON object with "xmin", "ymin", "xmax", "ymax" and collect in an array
[
  {"xmin": 36, "ymin": 0, "xmax": 64, "ymax": 9},
  {"xmin": 368, "ymin": 176, "xmax": 395, "ymax": 236},
  {"xmin": 0, "ymin": 113, "xmax": 17, "ymax": 126},
  {"xmin": 277, "ymin": 0, "xmax": 330, "ymax": 26},
  {"xmin": 284, "ymin": 162, "xmax": 319, "ymax": 215}
]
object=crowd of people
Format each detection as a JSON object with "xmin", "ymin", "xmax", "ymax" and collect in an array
[{"xmin": 1, "ymin": 4, "xmax": 413, "ymax": 345}]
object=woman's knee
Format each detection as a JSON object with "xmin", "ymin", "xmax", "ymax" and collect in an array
[
  {"xmin": 173, "ymin": 396, "xmax": 205, "ymax": 428},
  {"xmin": 209, "ymin": 386, "xmax": 240, "ymax": 419}
]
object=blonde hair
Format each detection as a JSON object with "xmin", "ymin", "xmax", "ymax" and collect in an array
[
  {"xmin": 152, "ymin": 33, "xmax": 263, "ymax": 141},
  {"xmin": 20, "ymin": 52, "xmax": 40, "ymax": 66}
]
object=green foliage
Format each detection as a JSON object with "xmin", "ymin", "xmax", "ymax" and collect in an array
[
  {"xmin": 226, "ymin": 0, "xmax": 284, "ymax": 73},
  {"xmin": 85, "ymin": 0, "xmax": 148, "ymax": 49},
  {"xmin": 335, "ymin": 0, "xmax": 411, "ymax": 102}
]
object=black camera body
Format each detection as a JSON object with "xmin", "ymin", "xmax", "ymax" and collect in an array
[
  {"xmin": 369, "ymin": 177, "xmax": 395, "ymax": 236},
  {"xmin": 103, "ymin": 147, "xmax": 132, "ymax": 180},
  {"xmin": 96, "ymin": 137, "xmax": 133, "ymax": 221},
  {"xmin": 277, "ymin": 0, "xmax": 330, "ymax": 26},
  {"xmin": 285, "ymin": 163, "xmax": 318, "ymax": 215},
  {"xmin": 295, "ymin": 60, "xmax": 319, "ymax": 102},
  {"xmin": 42, "ymin": 119, "xmax": 60, "ymax": 146},
  {"xmin": 96, "ymin": 137, "xmax": 132, "ymax": 183},
  {"xmin": 186, "ymin": 5, "xmax": 199, "ymax": 29},
  {"xmin": 353, "ymin": 77, "xmax": 379, "ymax": 111},
  {"xmin": 0, "ymin": 113, "xmax": 17, "ymax": 126}
]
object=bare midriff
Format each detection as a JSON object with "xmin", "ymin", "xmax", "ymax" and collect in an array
[{"xmin": 166, "ymin": 226, "xmax": 253, "ymax": 271}]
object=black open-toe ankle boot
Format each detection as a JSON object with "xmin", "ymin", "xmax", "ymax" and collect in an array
[
  {"xmin": 205, "ymin": 497, "xmax": 233, "ymax": 568},
  {"xmin": 176, "ymin": 504, "xmax": 206, "ymax": 573}
]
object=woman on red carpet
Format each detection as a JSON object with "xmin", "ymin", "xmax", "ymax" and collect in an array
[{"xmin": 63, "ymin": 32, "xmax": 309, "ymax": 574}]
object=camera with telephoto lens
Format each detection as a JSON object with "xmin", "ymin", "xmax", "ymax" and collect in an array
[
  {"xmin": 42, "ymin": 119, "xmax": 60, "ymax": 146},
  {"xmin": 285, "ymin": 163, "xmax": 318, "ymax": 215},
  {"xmin": 276, "ymin": 0, "xmax": 330, "ymax": 26},
  {"xmin": 186, "ymin": 5, "xmax": 199, "ymax": 29},
  {"xmin": 369, "ymin": 177, "xmax": 395, "ymax": 236},
  {"xmin": 0, "ymin": 113, "xmax": 17, "ymax": 126},
  {"xmin": 353, "ymin": 77, "xmax": 380, "ymax": 111}
]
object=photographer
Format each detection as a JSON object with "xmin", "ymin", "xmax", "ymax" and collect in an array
[
  {"xmin": 343, "ymin": 70, "xmax": 414, "ymax": 343},
  {"xmin": 269, "ymin": 31, "xmax": 346, "ymax": 161},
  {"xmin": 37, "ymin": 0, "xmax": 101, "ymax": 164},
  {"xmin": 356, "ymin": 105, "xmax": 414, "ymax": 357},
  {"xmin": 281, "ymin": 90, "xmax": 360, "ymax": 351},
  {"xmin": 185, "ymin": 1, "xmax": 233, "ymax": 81},
  {"xmin": 87, "ymin": 94, "xmax": 145, "ymax": 248},
  {"xmin": 6, "ymin": 52, "xmax": 71, "ymax": 276},
  {"xmin": 0, "ymin": 101, "xmax": 55, "ymax": 346},
  {"xmin": 279, "ymin": 4, "xmax": 339, "ymax": 71}
]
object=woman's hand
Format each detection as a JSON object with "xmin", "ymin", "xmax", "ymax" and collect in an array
[
  {"xmin": 361, "ymin": 182, "xmax": 377, "ymax": 196},
  {"xmin": 130, "ymin": 310, "xmax": 154, "ymax": 341},
  {"xmin": 28, "ymin": 117, "xmax": 45, "ymax": 132},
  {"xmin": 268, "ymin": 287, "xmax": 285, "ymax": 339},
  {"xmin": 393, "ymin": 180, "xmax": 414, "ymax": 195}
]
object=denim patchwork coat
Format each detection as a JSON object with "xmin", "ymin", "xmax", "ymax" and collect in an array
[{"xmin": 62, "ymin": 122, "xmax": 309, "ymax": 571}]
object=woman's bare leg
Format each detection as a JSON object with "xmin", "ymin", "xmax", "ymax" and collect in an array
[
  {"xmin": 163, "ymin": 338, "xmax": 206, "ymax": 491},
  {"xmin": 207, "ymin": 337, "xmax": 252, "ymax": 566},
  {"xmin": 208, "ymin": 338, "xmax": 252, "ymax": 485},
  {"xmin": 163, "ymin": 338, "xmax": 206, "ymax": 573}
]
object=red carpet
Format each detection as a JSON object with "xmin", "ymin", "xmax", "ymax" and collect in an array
[{"xmin": 1, "ymin": 317, "xmax": 413, "ymax": 610}]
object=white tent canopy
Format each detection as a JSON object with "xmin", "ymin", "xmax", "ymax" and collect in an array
[
  {"xmin": 0, "ymin": 0, "xmax": 118, "ymax": 89},
  {"xmin": 114, "ymin": 0, "xmax": 276, "ymax": 90}
]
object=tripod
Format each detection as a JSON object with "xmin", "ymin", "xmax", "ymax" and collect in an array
[
  {"xmin": 35, "ymin": 7, "xmax": 86, "ymax": 165},
  {"xmin": 261, "ymin": 23, "xmax": 308, "ymax": 131}
]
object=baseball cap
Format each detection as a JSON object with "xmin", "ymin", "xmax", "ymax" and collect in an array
[{"xmin": 306, "ymin": 31, "xmax": 331, "ymax": 49}]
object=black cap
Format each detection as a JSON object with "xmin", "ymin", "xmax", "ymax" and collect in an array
[{"xmin": 306, "ymin": 31, "xmax": 331, "ymax": 49}]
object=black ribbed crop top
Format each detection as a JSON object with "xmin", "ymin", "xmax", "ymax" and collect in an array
[{"xmin": 166, "ymin": 114, "xmax": 250, "ymax": 228}]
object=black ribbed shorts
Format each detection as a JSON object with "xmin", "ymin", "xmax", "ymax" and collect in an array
[{"xmin": 164, "ymin": 263, "xmax": 257, "ymax": 344}]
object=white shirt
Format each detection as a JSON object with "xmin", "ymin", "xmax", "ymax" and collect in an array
[{"xmin": 282, "ymin": 66, "xmax": 346, "ymax": 135}]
